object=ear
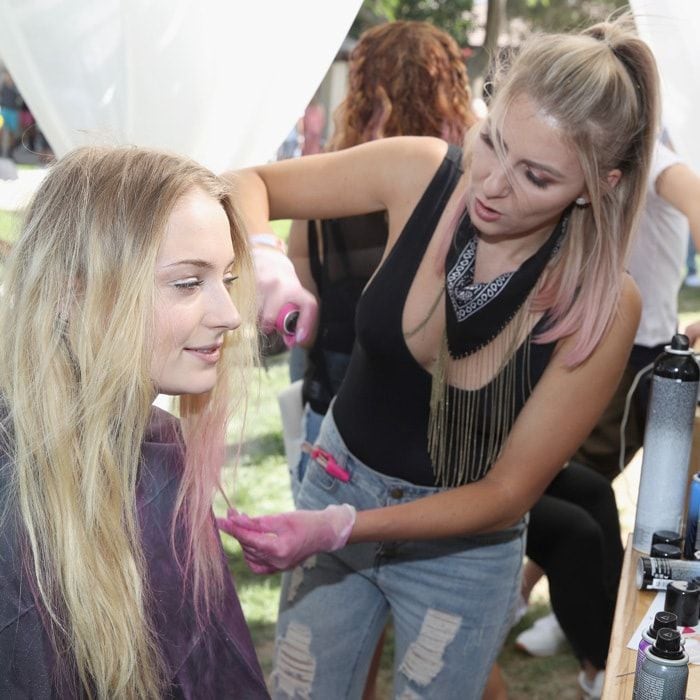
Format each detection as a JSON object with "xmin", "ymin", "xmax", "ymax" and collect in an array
[{"xmin": 605, "ymin": 168, "xmax": 622, "ymax": 190}]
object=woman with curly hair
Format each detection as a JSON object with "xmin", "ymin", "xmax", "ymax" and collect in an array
[
  {"xmin": 288, "ymin": 20, "xmax": 477, "ymax": 501},
  {"xmin": 0, "ymin": 146, "xmax": 269, "ymax": 698}
]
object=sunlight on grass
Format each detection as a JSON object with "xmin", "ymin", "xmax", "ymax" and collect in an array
[
  {"xmin": 0, "ymin": 209, "xmax": 20, "ymax": 242},
  {"xmin": 218, "ymin": 353, "xmax": 293, "ymax": 679}
]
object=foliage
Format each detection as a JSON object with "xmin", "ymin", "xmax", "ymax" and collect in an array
[
  {"xmin": 351, "ymin": 0, "xmax": 475, "ymax": 45},
  {"xmin": 505, "ymin": 0, "xmax": 628, "ymax": 33}
]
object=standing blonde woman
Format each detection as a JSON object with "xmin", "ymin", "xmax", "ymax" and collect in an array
[
  {"xmin": 0, "ymin": 146, "xmax": 269, "ymax": 698},
  {"xmin": 219, "ymin": 14, "xmax": 660, "ymax": 699},
  {"xmin": 289, "ymin": 19, "xmax": 477, "ymax": 500}
]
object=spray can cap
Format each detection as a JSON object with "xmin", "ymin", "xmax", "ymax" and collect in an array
[
  {"xmin": 649, "ymin": 611, "xmax": 678, "ymax": 638},
  {"xmin": 651, "ymin": 628, "xmax": 685, "ymax": 660},
  {"xmin": 665, "ymin": 333, "xmax": 692, "ymax": 355},
  {"xmin": 650, "ymin": 543, "xmax": 682, "ymax": 559}
]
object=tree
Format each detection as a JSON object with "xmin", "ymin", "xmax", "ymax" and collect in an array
[
  {"xmin": 350, "ymin": 0, "xmax": 475, "ymax": 45},
  {"xmin": 505, "ymin": 0, "xmax": 627, "ymax": 33}
]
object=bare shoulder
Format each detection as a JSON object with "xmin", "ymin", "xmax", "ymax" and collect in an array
[
  {"xmin": 376, "ymin": 136, "xmax": 450, "ymax": 176},
  {"xmin": 367, "ymin": 137, "xmax": 453, "ymax": 237},
  {"xmin": 617, "ymin": 272, "xmax": 642, "ymax": 331}
]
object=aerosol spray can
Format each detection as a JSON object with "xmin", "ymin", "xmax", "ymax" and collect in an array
[
  {"xmin": 638, "ymin": 556, "xmax": 700, "ymax": 591},
  {"xmin": 633, "ymin": 628, "xmax": 689, "ymax": 700},
  {"xmin": 634, "ymin": 611, "xmax": 678, "ymax": 684},
  {"xmin": 685, "ymin": 473, "xmax": 700, "ymax": 559},
  {"xmin": 633, "ymin": 334, "xmax": 699, "ymax": 553}
]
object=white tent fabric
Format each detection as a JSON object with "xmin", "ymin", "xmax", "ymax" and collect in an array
[
  {"xmin": 631, "ymin": 0, "xmax": 700, "ymax": 170},
  {"xmin": 0, "ymin": 1, "xmax": 361, "ymax": 171}
]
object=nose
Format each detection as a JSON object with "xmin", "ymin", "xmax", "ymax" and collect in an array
[
  {"xmin": 208, "ymin": 284, "xmax": 242, "ymax": 332},
  {"xmin": 482, "ymin": 162, "xmax": 511, "ymax": 199}
]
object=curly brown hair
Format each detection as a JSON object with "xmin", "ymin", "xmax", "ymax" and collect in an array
[{"xmin": 329, "ymin": 20, "xmax": 477, "ymax": 150}]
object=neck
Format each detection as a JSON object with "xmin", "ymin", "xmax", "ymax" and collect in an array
[{"xmin": 473, "ymin": 219, "xmax": 559, "ymax": 283}]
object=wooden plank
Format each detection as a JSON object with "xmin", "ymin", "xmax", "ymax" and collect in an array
[{"xmin": 603, "ymin": 536, "xmax": 700, "ymax": 699}]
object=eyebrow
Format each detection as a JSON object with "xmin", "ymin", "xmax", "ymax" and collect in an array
[
  {"xmin": 163, "ymin": 257, "xmax": 236, "ymax": 270},
  {"xmin": 486, "ymin": 125, "xmax": 565, "ymax": 180}
]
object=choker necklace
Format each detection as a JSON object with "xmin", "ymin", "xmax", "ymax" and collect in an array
[{"xmin": 427, "ymin": 206, "xmax": 571, "ymax": 486}]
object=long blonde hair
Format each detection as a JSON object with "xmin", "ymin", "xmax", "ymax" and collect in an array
[
  {"xmin": 0, "ymin": 146, "xmax": 257, "ymax": 698},
  {"xmin": 485, "ymin": 14, "xmax": 659, "ymax": 364}
]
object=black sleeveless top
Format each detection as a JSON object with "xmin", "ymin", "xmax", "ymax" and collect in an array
[{"xmin": 332, "ymin": 145, "xmax": 558, "ymax": 486}]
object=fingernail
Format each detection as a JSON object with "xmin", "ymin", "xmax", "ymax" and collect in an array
[{"xmin": 295, "ymin": 326, "xmax": 307, "ymax": 344}]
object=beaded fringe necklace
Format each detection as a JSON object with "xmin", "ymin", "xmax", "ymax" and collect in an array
[{"xmin": 412, "ymin": 207, "xmax": 570, "ymax": 487}]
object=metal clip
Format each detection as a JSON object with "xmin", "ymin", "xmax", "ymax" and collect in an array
[{"xmin": 302, "ymin": 442, "xmax": 350, "ymax": 482}]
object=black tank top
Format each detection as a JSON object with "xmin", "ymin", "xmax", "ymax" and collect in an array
[{"xmin": 332, "ymin": 145, "xmax": 557, "ymax": 486}]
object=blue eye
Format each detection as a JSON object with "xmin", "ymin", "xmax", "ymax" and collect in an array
[{"xmin": 173, "ymin": 278, "xmax": 203, "ymax": 290}]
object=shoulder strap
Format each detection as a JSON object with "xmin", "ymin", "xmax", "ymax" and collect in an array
[
  {"xmin": 400, "ymin": 144, "xmax": 463, "ymax": 243},
  {"xmin": 307, "ymin": 219, "xmax": 323, "ymax": 293}
]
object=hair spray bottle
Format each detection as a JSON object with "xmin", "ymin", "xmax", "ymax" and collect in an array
[
  {"xmin": 634, "ymin": 611, "xmax": 678, "ymax": 682},
  {"xmin": 633, "ymin": 334, "xmax": 699, "ymax": 553},
  {"xmin": 633, "ymin": 628, "xmax": 689, "ymax": 700}
]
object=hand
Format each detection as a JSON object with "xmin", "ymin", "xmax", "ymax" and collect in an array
[
  {"xmin": 217, "ymin": 504, "xmax": 356, "ymax": 574},
  {"xmin": 251, "ymin": 245, "xmax": 317, "ymax": 344},
  {"xmin": 685, "ymin": 320, "xmax": 700, "ymax": 348}
]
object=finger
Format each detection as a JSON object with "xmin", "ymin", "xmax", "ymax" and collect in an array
[
  {"xmin": 216, "ymin": 517, "xmax": 235, "ymax": 536},
  {"xmin": 244, "ymin": 555, "xmax": 278, "ymax": 575},
  {"xmin": 293, "ymin": 291, "xmax": 318, "ymax": 345},
  {"xmin": 228, "ymin": 513, "xmax": 269, "ymax": 533}
]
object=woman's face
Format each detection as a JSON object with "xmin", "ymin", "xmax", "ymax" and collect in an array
[
  {"xmin": 151, "ymin": 187, "xmax": 241, "ymax": 395},
  {"xmin": 468, "ymin": 94, "xmax": 586, "ymax": 245}
]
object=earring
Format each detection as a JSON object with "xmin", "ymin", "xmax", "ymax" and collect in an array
[{"xmin": 575, "ymin": 196, "xmax": 590, "ymax": 208}]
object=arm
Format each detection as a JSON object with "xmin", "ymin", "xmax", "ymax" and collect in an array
[
  {"xmin": 226, "ymin": 136, "xmax": 448, "ymax": 242},
  {"xmin": 220, "ymin": 278, "xmax": 641, "ymax": 570},
  {"xmin": 287, "ymin": 219, "xmax": 319, "ymax": 348},
  {"xmin": 655, "ymin": 162, "xmax": 700, "ymax": 253},
  {"xmin": 226, "ymin": 136, "xmax": 447, "ymax": 342},
  {"xmin": 656, "ymin": 164, "xmax": 700, "ymax": 347}
]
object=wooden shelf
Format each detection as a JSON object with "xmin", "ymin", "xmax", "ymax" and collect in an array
[{"xmin": 603, "ymin": 536, "xmax": 700, "ymax": 698}]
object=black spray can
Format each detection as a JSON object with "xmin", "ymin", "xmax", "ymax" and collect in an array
[
  {"xmin": 633, "ymin": 334, "xmax": 699, "ymax": 553},
  {"xmin": 634, "ymin": 611, "xmax": 678, "ymax": 686},
  {"xmin": 633, "ymin": 628, "xmax": 689, "ymax": 700}
]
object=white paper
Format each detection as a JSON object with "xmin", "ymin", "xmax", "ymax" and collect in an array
[{"xmin": 627, "ymin": 591, "xmax": 700, "ymax": 664}]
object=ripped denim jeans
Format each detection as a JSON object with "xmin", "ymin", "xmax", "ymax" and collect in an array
[{"xmin": 271, "ymin": 410, "xmax": 526, "ymax": 700}]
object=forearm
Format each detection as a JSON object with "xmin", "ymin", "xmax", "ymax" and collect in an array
[
  {"xmin": 225, "ymin": 168, "xmax": 273, "ymax": 234},
  {"xmin": 348, "ymin": 475, "xmax": 525, "ymax": 544}
]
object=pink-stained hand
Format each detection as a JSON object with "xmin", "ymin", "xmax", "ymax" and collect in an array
[
  {"xmin": 685, "ymin": 320, "xmax": 700, "ymax": 349},
  {"xmin": 217, "ymin": 505, "xmax": 356, "ymax": 574},
  {"xmin": 251, "ymin": 245, "xmax": 318, "ymax": 344}
]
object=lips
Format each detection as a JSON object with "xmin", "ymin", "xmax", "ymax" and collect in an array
[
  {"xmin": 184, "ymin": 342, "xmax": 223, "ymax": 364},
  {"xmin": 474, "ymin": 197, "xmax": 502, "ymax": 223}
]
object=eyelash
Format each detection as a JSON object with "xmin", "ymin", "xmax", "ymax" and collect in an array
[
  {"xmin": 481, "ymin": 132, "xmax": 549, "ymax": 190},
  {"xmin": 480, "ymin": 131, "xmax": 549, "ymax": 190},
  {"xmin": 525, "ymin": 171, "xmax": 549, "ymax": 189},
  {"xmin": 173, "ymin": 275, "xmax": 238, "ymax": 291}
]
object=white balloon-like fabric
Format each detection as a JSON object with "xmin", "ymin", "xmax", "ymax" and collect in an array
[
  {"xmin": 631, "ymin": 0, "xmax": 700, "ymax": 171},
  {"xmin": 0, "ymin": 0, "xmax": 361, "ymax": 171}
]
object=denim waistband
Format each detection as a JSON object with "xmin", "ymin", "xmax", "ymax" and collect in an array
[{"xmin": 315, "ymin": 407, "xmax": 526, "ymax": 545}]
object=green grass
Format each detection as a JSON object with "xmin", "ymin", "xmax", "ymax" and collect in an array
[
  {"xmin": 0, "ymin": 209, "xmax": 19, "ymax": 241},
  {"xmin": 223, "ymin": 284, "xmax": 700, "ymax": 697},
  {"xmin": 270, "ymin": 219, "xmax": 291, "ymax": 241},
  {"xmin": 217, "ymin": 355, "xmax": 293, "ymax": 678}
]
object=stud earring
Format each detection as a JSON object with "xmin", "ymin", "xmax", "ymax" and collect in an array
[{"xmin": 575, "ymin": 196, "xmax": 590, "ymax": 208}]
